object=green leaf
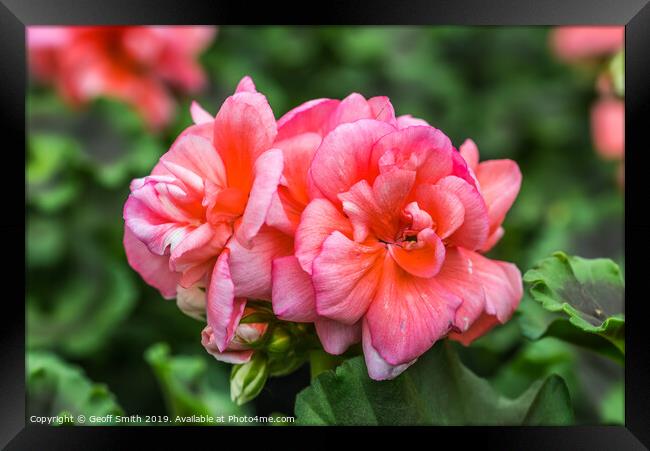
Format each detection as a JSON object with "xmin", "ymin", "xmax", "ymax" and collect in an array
[
  {"xmin": 522, "ymin": 252, "xmax": 624, "ymax": 361},
  {"xmin": 145, "ymin": 343, "xmax": 250, "ymax": 424},
  {"xmin": 599, "ymin": 382, "xmax": 624, "ymax": 424},
  {"xmin": 295, "ymin": 342, "xmax": 573, "ymax": 425},
  {"xmin": 27, "ymin": 351, "xmax": 123, "ymax": 425}
]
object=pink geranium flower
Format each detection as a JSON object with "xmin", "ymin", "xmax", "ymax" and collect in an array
[
  {"xmin": 28, "ymin": 26, "xmax": 216, "ymax": 129},
  {"xmin": 124, "ymin": 77, "xmax": 290, "ymax": 359},
  {"xmin": 268, "ymin": 98, "xmax": 522, "ymax": 380},
  {"xmin": 550, "ymin": 26, "xmax": 624, "ymax": 62},
  {"xmin": 591, "ymin": 97, "xmax": 625, "ymax": 161}
]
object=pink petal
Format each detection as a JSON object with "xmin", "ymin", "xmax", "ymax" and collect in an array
[
  {"xmin": 551, "ymin": 26, "xmax": 624, "ymax": 61},
  {"xmin": 388, "ymin": 228, "xmax": 445, "ymax": 278},
  {"xmin": 362, "ymin": 320, "xmax": 416, "ymax": 381},
  {"xmin": 435, "ymin": 247, "xmax": 486, "ymax": 333},
  {"xmin": 459, "ymin": 138, "xmax": 479, "ymax": 172},
  {"xmin": 235, "ymin": 75, "xmax": 257, "ymax": 93},
  {"xmin": 169, "ymin": 222, "xmax": 230, "ymax": 283},
  {"xmin": 295, "ymin": 198, "xmax": 353, "ymax": 275},
  {"xmin": 463, "ymin": 250, "xmax": 522, "ymax": 324},
  {"xmin": 206, "ymin": 249, "xmax": 247, "ymax": 352},
  {"xmin": 310, "ymin": 119, "xmax": 395, "ymax": 204},
  {"xmin": 370, "ymin": 126, "xmax": 454, "ymax": 185},
  {"xmin": 448, "ymin": 312, "xmax": 500, "ymax": 346},
  {"xmin": 202, "ymin": 325, "xmax": 253, "ymax": 364},
  {"xmin": 123, "ymin": 226, "xmax": 179, "ymax": 299},
  {"xmin": 416, "ymin": 184, "xmax": 466, "ymax": 239},
  {"xmin": 481, "ymin": 226, "xmax": 505, "ymax": 253},
  {"xmin": 274, "ymin": 131, "xmax": 323, "ymax": 208},
  {"xmin": 395, "ymin": 115, "xmax": 429, "ymax": 129},
  {"xmin": 271, "ymin": 255, "xmax": 317, "ymax": 322},
  {"xmin": 228, "ymin": 226, "xmax": 294, "ymax": 300},
  {"xmin": 312, "ymin": 231, "xmax": 384, "ymax": 324},
  {"xmin": 315, "ymin": 318, "xmax": 361, "ymax": 355},
  {"xmin": 325, "ymin": 93, "xmax": 373, "ymax": 131},
  {"xmin": 235, "ymin": 148, "xmax": 284, "ymax": 247},
  {"xmin": 365, "ymin": 258, "xmax": 461, "ymax": 365},
  {"xmin": 368, "ymin": 96, "xmax": 397, "ymax": 126},
  {"xmin": 160, "ymin": 133, "xmax": 227, "ymax": 188},
  {"xmin": 276, "ymin": 98, "xmax": 340, "ymax": 141},
  {"xmin": 190, "ymin": 101, "xmax": 214, "ymax": 125},
  {"xmin": 435, "ymin": 176, "xmax": 489, "ymax": 251},
  {"xmin": 475, "ymin": 159, "xmax": 522, "ymax": 237},
  {"xmin": 213, "ymin": 90, "xmax": 277, "ymax": 192}
]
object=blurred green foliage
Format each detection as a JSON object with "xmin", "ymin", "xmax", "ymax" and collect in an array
[{"xmin": 26, "ymin": 26, "xmax": 623, "ymax": 423}]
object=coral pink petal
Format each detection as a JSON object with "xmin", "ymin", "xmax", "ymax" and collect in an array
[
  {"xmin": 368, "ymin": 96, "xmax": 397, "ymax": 126},
  {"xmin": 370, "ymin": 126, "xmax": 454, "ymax": 185},
  {"xmin": 213, "ymin": 91, "xmax": 277, "ymax": 192},
  {"xmin": 169, "ymin": 222, "xmax": 229, "ymax": 278},
  {"xmin": 476, "ymin": 159, "xmax": 522, "ymax": 236},
  {"xmin": 123, "ymin": 226, "xmax": 179, "ymax": 299},
  {"xmin": 206, "ymin": 249, "xmax": 247, "ymax": 352},
  {"xmin": 311, "ymin": 119, "xmax": 395, "ymax": 204},
  {"xmin": 435, "ymin": 176, "xmax": 489, "ymax": 250},
  {"xmin": 325, "ymin": 93, "xmax": 373, "ymax": 131},
  {"xmin": 315, "ymin": 319, "xmax": 361, "ymax": 355},
  {"xmin": 235, "ymin": 148, "xmax": 284, "ymax": 247},
  {"xmin": 366, "ymin": 257, "xmax": 461, "ymax": 365},
  {"xmin": 274, "ymin": 132, "xmax": 323, "ymax": 207},
  {"xmin": 228, "ymin": 226, "xmax": 294, "ymax": 300},
  {"xmin": 395, "ymin": 114, "xmax": 429, "ymax": 129},
  {"xmin": 190, "ymin": 101, "xmax": 214, "ymax": 125},
  {"xmin": 459, "ymin": 139, "xmax": 480, "ymax": 172},
  {"xmin": 312, "ymin": 231, "xmax": 384, "ymax": 324},
  {"xmin": 463, "ymin": 250, "xmax": 522, "ymax": 324},
  {"xmin": 271, "ymin": 256, "xmax": 318, "ymax": 322},
  {"xmin": 416, "ymin": 184, "xmax": 466, "ymax": 239},
  {"xmin": 362, "ymin": 319, "xmax": 416, "ymax": 381},
  {"xmin": 161, "ymin": 133, "xmax": 227, "ymax": 188},
  {"xmin": 295, "ymin": 198, "xmax": 354, "ymax": 274},
  {"xmin": 481, "ymin": 226, "xmax": 505, "ymax": 253},
  {"xmin": 448, "ymin": 312, "xmax": 500, "ymax": 346},
  {"xmin": 551, "ymin": 26, "xmax": 624, "ymax": 61},
  {"xmin": 276, "ymin": 98, "xmax": 340, "ymax": 141},
  {"xmin": 388, "ymin": 228, "xmax": 445, "ymax": 278},
  {"xmin": 235, "ymin": 75, "xmax": 257, "ymax": 93},
  {"xmin": 201, "ymin": 326, "xmax": 253, "ymax": 364},
  {"xmin": 435, "ymin": 247, "xmax": 487, "ymax": 333}
]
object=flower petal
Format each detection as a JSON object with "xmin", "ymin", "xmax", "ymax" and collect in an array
[
  {"xmin": 123, "ymin": 226, "xmax": 179, "ymax": 299},
  {"xmin": 416, "ymin": 184, "xmax": 466, "ymax": 239},
  {"xmin": 315, "ymin": 318, "xmax": 361, "ymax": 355},
  {"xmin": 459, "ymin": 138, "xmax": 479, "ymax": 172},
  {"xmin": 202, "ymin": 325, "xmax": 253, "ymax": 364},
  {"xmin": 362, "ymin": 320, "xmax": 416, "ymax": 380},
  {"xmin": 312, "ymin": 231, "xmax": 384, "ymax": 324},
  {"xmin": 295, "ymin": 198, "xmax": 353, "ymax": 274},
  {"xmin": 235, "ymin": 148, "xmax": 284, "ymax": 247},
  {"xmin": 213, "ymin": 90, "xmax": 277, "ymax": 192},
  {"xmin": 388, "ymin": 228, "xmax": 445, "ymax": 278},
  {"xmin": 235, "ymin": 75, "xmax": 257, "ymax": 93},
  {"xmin": 475, "ymin": 159, "xmax": 522, "ymax": 237},
  {"xmin": 365, "ymin": 257, "xmax": 461, "ymax": 365},
  {"xmin": 368, "ymin": 96, "xmax": 397, "ymax": 126},
  {"xmin": 276, "ymin": 98, "xmax": 340, "ymax": 141},
  {"xmin": 190, "ymin": 101, "xmax": 214, "ymax": 125},
  {"xmin": 271, "ymin": 255, "xmax": 317, "ymax": 322},
  {"xmin": 448, "ymin": 312, "xmax": 500, "ymax": 346},
  {"xmin": 206, "ymin": 249, "xmax": 247, "ymax": 352},
  {"xmin": 228, "ymin": 226, "xmax": 294, "ymax": 300},
  {"xmin": 310, "ymin": 119, "xmax": 395, "ymax": 204},
  {"xmin": 435, "ymin": 175, "xmax": 489, "ymax": 250}
]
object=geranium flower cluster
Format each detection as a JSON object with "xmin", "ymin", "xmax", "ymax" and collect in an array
[
  {"xmin": 28, "ymin": 26, "xmax": 217, "ymax": 129},
  {"xmin": 123, "ymin": 77, "xmax": 523, "ymax": 383}
]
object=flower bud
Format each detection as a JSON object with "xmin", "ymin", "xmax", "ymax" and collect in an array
[
  {"xmin": 230, "ymin": 353, "xmax": 268, "ymax": 405},
  {"xmin": 267, "ymin": 327, "xmax": 291, "ymax": 353}
]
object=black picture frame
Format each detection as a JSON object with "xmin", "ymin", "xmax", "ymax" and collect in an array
[{"xmin": 3, "ymin": 0, "xmax": 648, "ymax": 448}]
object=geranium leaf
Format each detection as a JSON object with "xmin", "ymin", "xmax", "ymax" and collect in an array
[
  {"xmin": 295, "ymin": 342, "xmax": 573, "ymax": 425},
  {"xmin": 522, "ymin": 252, "xmax": 624, "ymax": 361}
]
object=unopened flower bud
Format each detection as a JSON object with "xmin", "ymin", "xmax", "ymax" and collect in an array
[
  {"xmin": 267, "ymin": 327, "xmax": 291, "ymax": 353},
  {"xmin": 230, "ymin": 353, "xmax": 268, "ymax": 405},
  {"xmin": 176, "ymin": 285, "xmax": 206, "ymax": 321}
]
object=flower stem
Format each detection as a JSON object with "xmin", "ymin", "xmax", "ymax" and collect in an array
[{"xmin": 309, "ymin": 350, "xmax": 344, "ymax": 380}]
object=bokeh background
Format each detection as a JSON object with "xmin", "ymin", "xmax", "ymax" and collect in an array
[{"xmin": 26, "ymin": 26, "xmax": 624, "ymax": 424}]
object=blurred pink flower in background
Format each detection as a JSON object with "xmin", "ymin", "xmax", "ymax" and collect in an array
[
  {"xmin": 28, "ymin": 26, "xmax": 217, "ymax": 129},
  {"xmin": 550, "ymin": 26, "xmax": 624, "ymax": 185},
  {"xmin": 550, "ymin": 26, "xmax": 623, "ymax": 61}
]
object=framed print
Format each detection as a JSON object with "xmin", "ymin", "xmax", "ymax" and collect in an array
[{"xmin": 2, "ymin": 0, "xmax": 649, "ymax": 448}]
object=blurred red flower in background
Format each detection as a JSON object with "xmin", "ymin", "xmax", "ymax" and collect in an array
[{"xmin": 28, "ymin": 26, "xmax": 217, "ymax": 129}]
